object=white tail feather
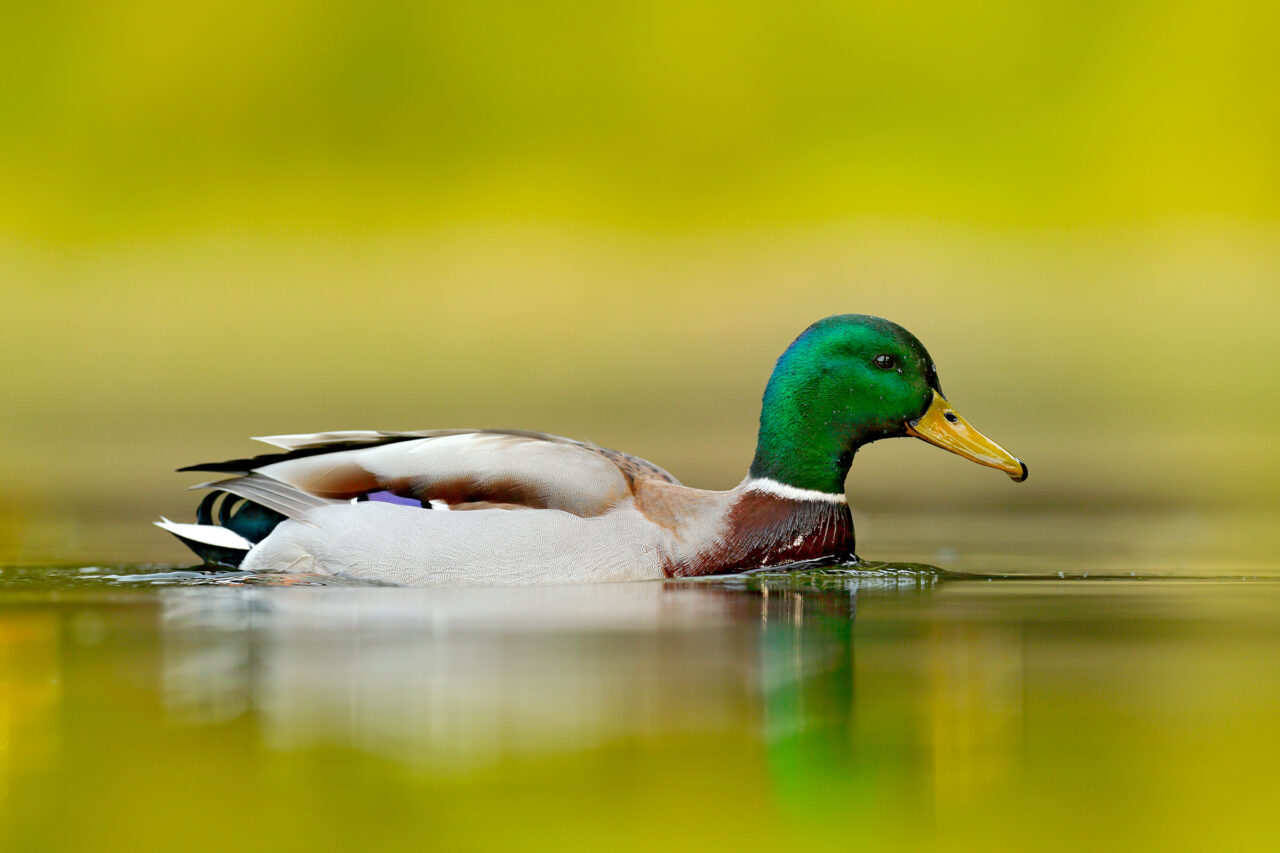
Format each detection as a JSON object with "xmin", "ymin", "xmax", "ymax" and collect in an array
[
  {"xmin": 252, "ymin": 431, "xmax": 386, "ymax": 451},
  {"xmin": 154, "ymin": 517, "xmax": 253, "ymax": 550}
]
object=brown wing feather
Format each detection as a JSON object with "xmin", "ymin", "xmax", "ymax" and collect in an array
[{"xmin": 184, "ymin": 430, "xmax": 680, "ymax": 518}]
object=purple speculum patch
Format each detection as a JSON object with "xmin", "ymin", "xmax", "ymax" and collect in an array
[{"xmin": 364, "ymin": 490, "xmax": 424, "ymax": 507}]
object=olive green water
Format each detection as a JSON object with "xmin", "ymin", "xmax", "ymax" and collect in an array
[{"xmin": 2, "ymin": 511, "xmax": 1278, "ymax": 853}]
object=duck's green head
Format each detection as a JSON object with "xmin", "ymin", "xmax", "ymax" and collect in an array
[{"xmin": 749, "ymin": 314, "xmax": 1026, "ymax": 495}]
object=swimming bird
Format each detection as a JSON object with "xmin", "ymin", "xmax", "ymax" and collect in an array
[{"xmin": 158, "ymin": 314, "xmax": 1026, "ymax": 585}]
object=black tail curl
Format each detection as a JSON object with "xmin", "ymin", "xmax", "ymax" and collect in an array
[{"xmin": 181, "ymin": 491, "xmax": 288, "ymax": 567}]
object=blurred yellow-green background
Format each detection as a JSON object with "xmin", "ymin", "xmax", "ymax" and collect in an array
[
  {"xmin": 2, "ymin": 0, "xmax": 1278, "ymax": 563},
  {"xmin": 3, "ymin": 9, "xmax": 1280, "ymax": 853}
]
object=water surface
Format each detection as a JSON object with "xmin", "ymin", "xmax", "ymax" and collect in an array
[{"xmin": 2, "ymin": 525, "xmax": 1278, "ymax": 852}]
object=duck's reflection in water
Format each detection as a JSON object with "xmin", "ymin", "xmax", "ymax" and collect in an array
[
  {"xmin": 159, "ymin": 581, "xmax": 766, "ymax": 768},
  {"xmin": 156, "ymin": 570, "xmax": 1021, "ymax": 805},
  {"xmin": 750, "ymin": 574, "xmax": 1025, "ymax": 828}
]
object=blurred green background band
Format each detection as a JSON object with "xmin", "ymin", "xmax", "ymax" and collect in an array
[{"xmin": 2, "ymin": 1, "xmax": 1277, "ymax": 561}]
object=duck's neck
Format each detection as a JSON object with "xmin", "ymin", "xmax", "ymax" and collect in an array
[{"xmin": 748, "ymin": 388, "xmax": 867, "ymax": 497}]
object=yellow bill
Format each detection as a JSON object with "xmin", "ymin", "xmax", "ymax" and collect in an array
[{"xmin": 906, "ymin": 393, "xmax": 1028, "ymax": 482}]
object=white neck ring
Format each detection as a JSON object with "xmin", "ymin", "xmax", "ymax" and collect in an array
[{"xmin": 744, "ymin": 477, "xmax": 848, "ymax": 504}]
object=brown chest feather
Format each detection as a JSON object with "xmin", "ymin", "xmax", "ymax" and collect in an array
[{"xmin": 666, "ymin": 492, "xmax": 854, "ymax": 578}]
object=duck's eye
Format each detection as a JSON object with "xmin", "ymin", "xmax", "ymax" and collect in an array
[{"xmin": 873, "ymin": 354, "xmax": 896, "ymax": 370}]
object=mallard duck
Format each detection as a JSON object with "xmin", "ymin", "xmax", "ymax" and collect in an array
[{"xmin": 158, "ymin": 314, "xmax": 1026, "ymax": 584}]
